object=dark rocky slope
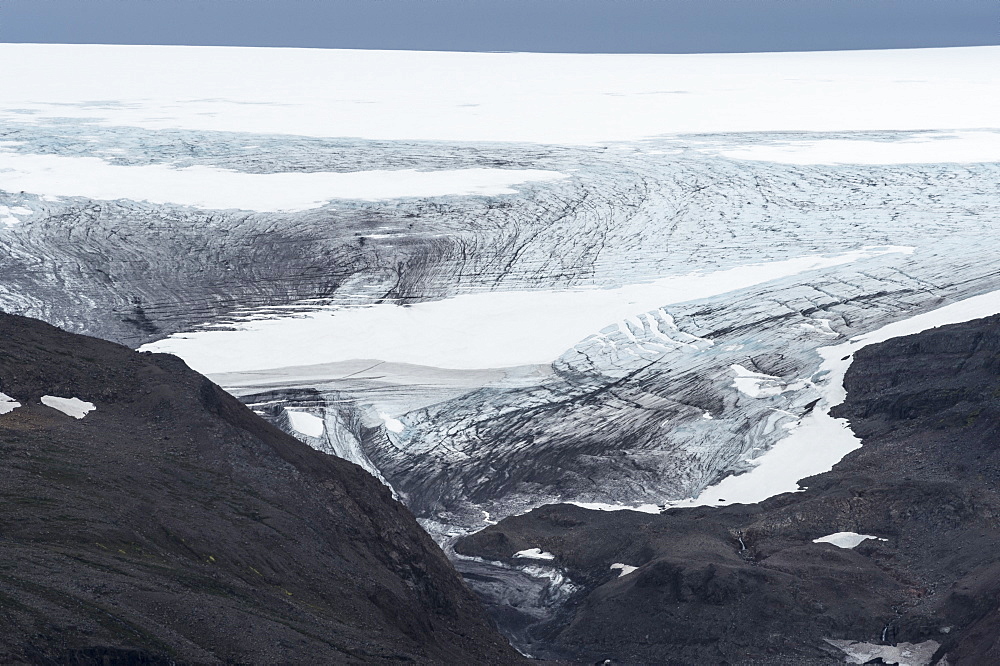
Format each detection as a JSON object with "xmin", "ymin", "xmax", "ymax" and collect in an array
[
  {"xmin": 456, "ymin": 314, "xmax": 1000, "ymax": 664},
  {"xmin": 0, "ymin": 313, "xmax": 522, "ymax": 664}
]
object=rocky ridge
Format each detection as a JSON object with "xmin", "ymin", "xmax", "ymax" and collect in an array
[{"xmin": 0, "ymin": 312, "xmax": 522, "ymax": 664}]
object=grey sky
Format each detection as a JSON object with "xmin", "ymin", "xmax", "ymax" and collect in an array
[{"xmin": 0, "ymin": 0, "xmax": 996, "ymax": 53}]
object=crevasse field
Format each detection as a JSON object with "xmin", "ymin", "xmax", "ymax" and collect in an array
[{"xmin": 2, "ymin": 43, "xmax": 1000, "ymax": 534}]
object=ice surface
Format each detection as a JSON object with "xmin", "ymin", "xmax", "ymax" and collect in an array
[
  {"xmin": 610, "ymin": 563, "xmax": 638, "ymax": 577},
  {"xmin": 813, "ymin": 532, "xmax": 887, "ymax": 549},
  {"xmin": 565, "ymin": 501, "xmax": 661, "ymax": 514},
  {"xmin": 0, "ymin": 204, "xmax": 31, "ymax": 227},
  {"xmin": 514, "ymin": 548, "xmax": 555, "ymax": 561},
  {"xmin": 40, "ymin": 395, "xmax": 95, "ymax": 419},
  {"xmin": 286, "ymin": 410, "xmax": 325, "ymax": 438},
  {"xmin": 0, "ymin": 44, "xmax": 996, "ymax": 144}
]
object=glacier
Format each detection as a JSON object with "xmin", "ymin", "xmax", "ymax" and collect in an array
[{"xmin": 1, "ymin": 43, "xmax": 999, "ymax": 543}]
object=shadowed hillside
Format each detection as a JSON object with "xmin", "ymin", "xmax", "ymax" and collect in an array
[{"xmin": 0, "ymin": 312, "xmax": 522, "ymax": 664}]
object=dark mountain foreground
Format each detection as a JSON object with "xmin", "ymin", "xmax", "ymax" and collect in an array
[
  {"xmin": 457, "ymin": 314, "xmax": 1000, "ymax": 665},
  {"xmin": 0, "ymin": 313, "xmax": 522, "ymax": 664}
]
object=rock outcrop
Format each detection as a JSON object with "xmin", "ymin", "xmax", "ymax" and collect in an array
[{"xmin": 0, "ymin": 313, "xmax": 522, "ymax": 664}]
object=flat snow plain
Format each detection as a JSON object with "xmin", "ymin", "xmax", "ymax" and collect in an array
[{"xmin": 1, "ymin": 44, "xmax": 998, "ymax": 144}]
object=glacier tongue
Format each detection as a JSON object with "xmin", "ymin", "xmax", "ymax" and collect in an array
[
  {"xmin": 355, "ymin": 244, "xmax": 1000, "ymax": 531},
  {"xmin": 218, "ymin": 241, "xmax": 1000, "ymax": 536},
  {"xmin": 1, "ymin": 116, "xmax": 999, "ymax": 539}
]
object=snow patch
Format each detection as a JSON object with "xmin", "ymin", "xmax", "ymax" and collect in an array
[
  {"xmin": 285, "ymin": 410, "xmax": 325, "ymax": 438},
  {"xmin": 566, "ymin": 501, "xmax": 661, "ymax": 514},
  {"xmin": 720, "ymin": 131, "xmax": 1000, "ymax": 165},
  {"xmin": 610, "ymin": 563, "xmax": 638, "ymax": 577},
  {"xmin": 798, "ymin": 318, "xmax": 839, "ymax": 337},
  {"xmin": 731, "ymin": 364, "xmax": 808, "ymax": 399},
  {"xmin": 0, "ymin": 392, "xmax": 21, "ymax": 415},
  {"xmin": 0, "ymin": 204, "xmax": 32, "ymax": 227},
  {"xmin": 40, "ymin": 395, "xmax": 95, "ymax": 419},
  {"xmin": 813, "ymin": 532, "xmax": 887, "ymax": 549},
  {"xmin": 0, "ymin": 152, "xmax": 566, "ymax": 212},
  {"xmin": 514, "ymin": 548, "xmax": 555, "ymax": 561}
]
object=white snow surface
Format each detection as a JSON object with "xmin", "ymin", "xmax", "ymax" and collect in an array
[
  {"xmin": 514, "ymin": 548, "xmax": 556, "ymax": 561},
  {"xmin": 0, "ymin": 392, "xmax": 21, "ymax": 415},
  {"xmin": 141, "ymin": 246, "xmax": 910, "ymax": 373},
  {"xmin": 813, "ymin": 532, "xmax": 887, "ymax": 549},
  {"xmin": 285, "ymin": 410, "xmax": 325, "ymax": 438},
  {"xmin": 566, "ymin": 501, "xmax": 661, "ymax": 514},
  {"xmin": 825, "ymin": 639, "xmax": 940, "ymax": 666},
  {"xmin": 0, "ymin": 44, "xmax": 997, "ymax": 144},
  {"xmin": 0, "ymin": 152, "xmax": 566, "ymax": 211},
  {"xmin": 40, "ymin": 395, "xmax": 95, "ymax": 419},
  {"xmin": 675, "ymin": 288, "xmax": 1000, "ymax": 508},
  {"xmin": 610, "ymin": 563, "xmax": 639, "ymax": 577}
]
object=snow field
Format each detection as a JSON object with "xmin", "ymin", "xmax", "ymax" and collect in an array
[{"xmin": 40, "ymin": 395, "xmax": 95, "ymax": 419}]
